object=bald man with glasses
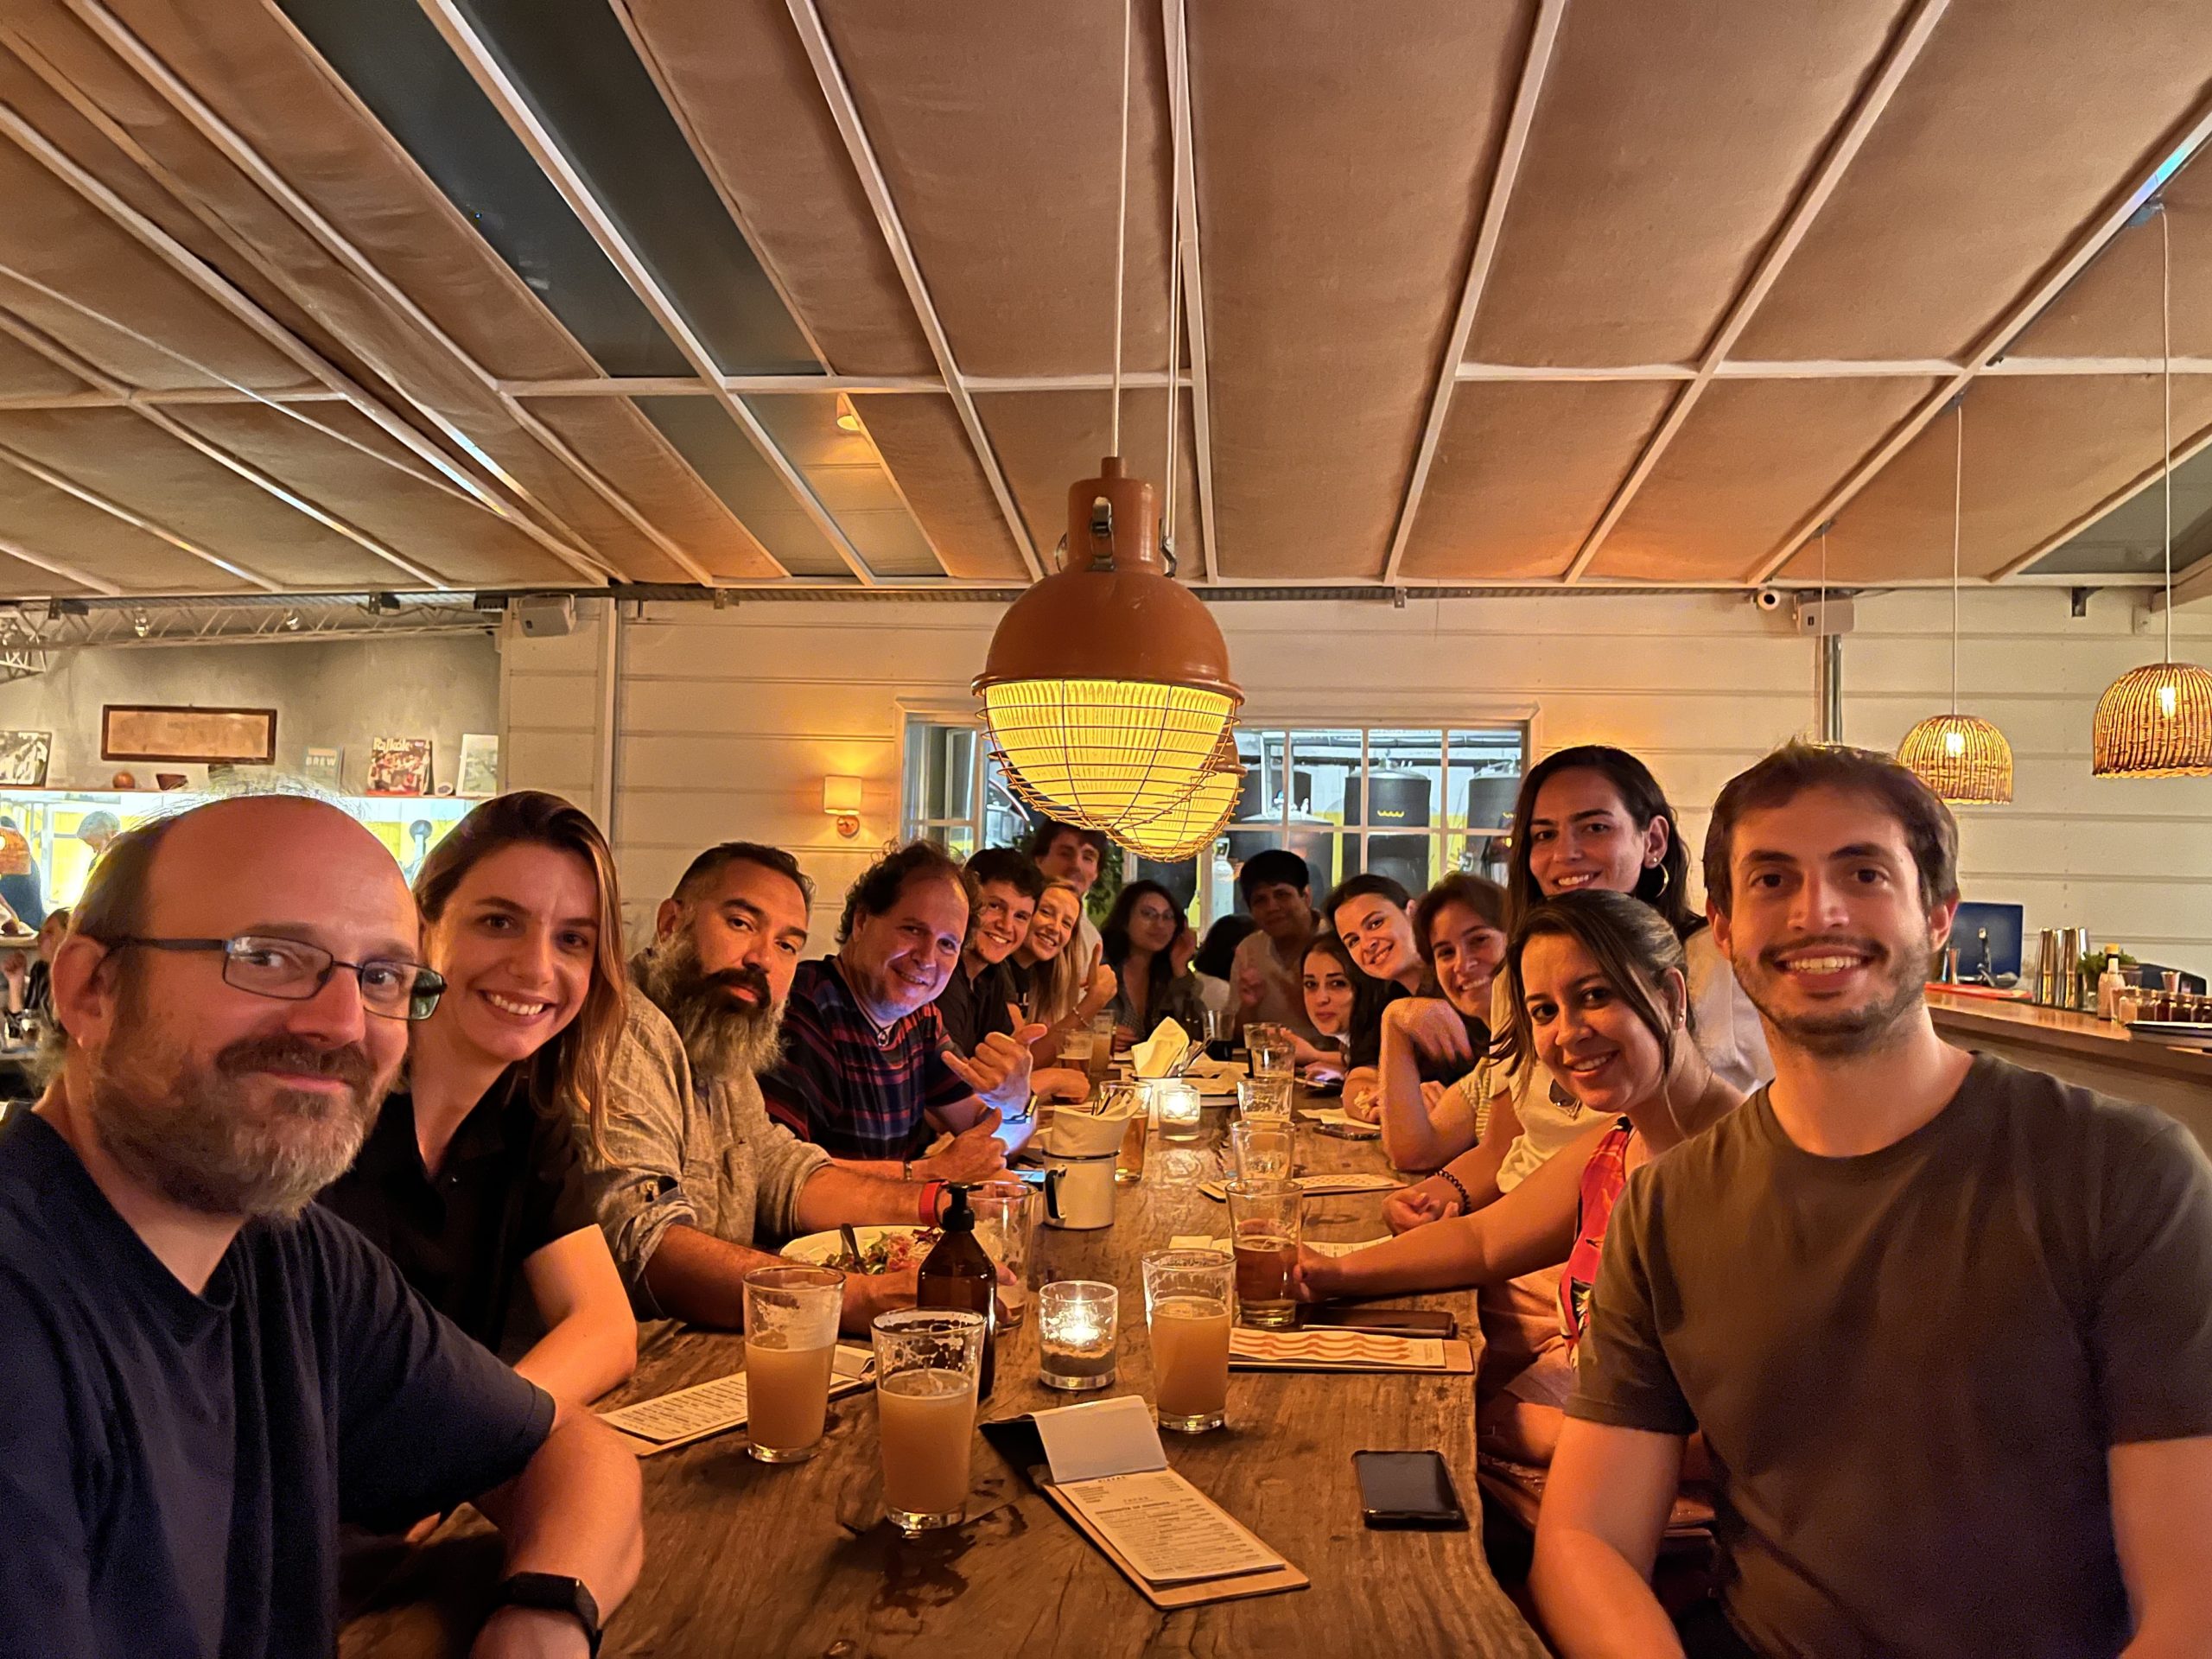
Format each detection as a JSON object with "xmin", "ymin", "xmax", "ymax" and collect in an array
[{"xmin": 0, "ymin": 796, "xmax": 640, "ymax": 1659}]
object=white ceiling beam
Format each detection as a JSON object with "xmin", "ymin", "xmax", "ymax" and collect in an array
[
  {"xmin": 0, "ymin": 387, "xmax": 349, "ymax": 411},
  {"xmin": 417, "ymin": 0, "xmax": 874, "ymax": 584},
  {"xmin": 32, "ymin": 5, "xmax": 657, "ymax": 586},
  {"xmin": 1749, "ymin": 95, "xmax": 2212, "ymax": 585},
  {"xmin": 0, "ymin": 530, "xmax": 121, "ymax": 595},
  {"xmin": 2149, "ymin": 556, "xmax": 2212, "ymax": 612},
  {"xmin": 1166, "ymin": 0, "xmax": 1217, "ymax": 584},
  {"xmin": 1564, "ymin": 0, "xmax": 1953, "ymax": 582},
  {"xmin": 779, "ymin": 0, "xmax": 1041, "ymax": 582},
  {"xmin": 1382, "ymin": 0, "xmax": 1565, "ymax": 586},
  {"xmin": 499, "ymin": 371, "xmax": 1193, "ymax": 397}
]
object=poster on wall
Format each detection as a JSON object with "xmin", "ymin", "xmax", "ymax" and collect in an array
[
  {"xmin": 101, "ymin": 704, "xmax": 277, "ymax": 765},
  {"xmin": 366, "ymin": 737, "xmax": 432, "ymax": 797},
  {"xmin": 303, "ymin": 747, "xmax": 341, "ymax": 791},
  {"xmin": 0, "ymin": 731, "xmax": 49, "ymax": 786},
  {"xmin": 457, "ymin": 734, "xmax": 499, "ymax": 798}
]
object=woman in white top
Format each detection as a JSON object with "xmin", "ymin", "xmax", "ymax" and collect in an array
[{"xmin": 1376, "ymin": 747, "xmax": 1770, "ymax": 1394}]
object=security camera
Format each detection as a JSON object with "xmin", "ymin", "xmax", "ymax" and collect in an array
[{"xmin": 1753, "ymin": 587, "xmax": 1786, "ymax": 613}]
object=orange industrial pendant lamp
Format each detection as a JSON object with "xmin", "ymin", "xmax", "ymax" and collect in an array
[{"xmin": 975, "ymin": 0, "xmax": 1241, "ymax": 846}]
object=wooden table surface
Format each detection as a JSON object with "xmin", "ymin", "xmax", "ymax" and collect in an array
[{"xmin": 342, "ymin": 1096, "xmax": 1548, "ymax": 1658}]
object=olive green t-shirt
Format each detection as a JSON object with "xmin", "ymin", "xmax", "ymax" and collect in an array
[{"xmin": 1570, "ymin": 1052, "xmax": 2212, "ymax": 1659}]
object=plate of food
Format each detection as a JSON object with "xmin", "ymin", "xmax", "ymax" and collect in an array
[{"xmin": 780, "ymin": 1225, "xmax": 938, "ymax": 1274}]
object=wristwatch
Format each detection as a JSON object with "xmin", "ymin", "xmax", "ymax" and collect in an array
[{"xmin": 488, "ymin": 1572, "xmax": 601, "ymax": 1655}]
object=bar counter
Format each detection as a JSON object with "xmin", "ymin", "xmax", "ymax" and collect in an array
[{"xmin": 1926, "ymin": 987, "xmax": 2212, "ymax": 1152}]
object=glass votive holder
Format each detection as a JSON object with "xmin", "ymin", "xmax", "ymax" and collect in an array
[
  {"xmin": 1151, "ymin": 1078, "xmax": 1205, "ymax": 1141},
  {"xmin": 1038, "ymin": 1280, "xmax": 1120, "ymax": 1391},
  {"xmin": 1236, "ymin": 1076, "xmax": 1292, "ymax": 1121}
]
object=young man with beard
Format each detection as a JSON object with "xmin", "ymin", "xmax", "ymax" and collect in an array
[
  {"xmin": 934, "ymin": 846, "xmax": 1044, "ymax": 1057},
  {"xmin": 762, "ymin": 841, "xmax": 1044, "ymax": 1165},
  {"xmin": 588, "ymin": 842, "xmax": 1004, "ymax": 1334},
  {"xmin": 0, "ymin": 797, "xmax": 640, "ymax": 1658},
  {"xmin": 1532, "ymin": 744, "xmax": 2212, "ymax": 1659}
]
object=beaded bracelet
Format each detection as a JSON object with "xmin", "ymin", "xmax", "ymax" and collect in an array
[{"xmin": 1436, "ymin": 1168, "xmax": 1473, "ymax": 1216}]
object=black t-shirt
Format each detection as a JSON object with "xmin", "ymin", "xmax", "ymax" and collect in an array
[
  {"xmin": 319, "ymin": 1076, "xmax": 598, "ymax": 1357},
  {"xmin": 0, "ymin": 1110, "xmax": 553, "ymax": 1658},
  {"xmin": 934, "ymin": 957, "xmax": 1019, "ymax": 1057}
]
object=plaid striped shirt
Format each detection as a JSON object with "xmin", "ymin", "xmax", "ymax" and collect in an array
[{"xmin": 759, "ymin": 957, "xmax": 973, "ymax": 1161}]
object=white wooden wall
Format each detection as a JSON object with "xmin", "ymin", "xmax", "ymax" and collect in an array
[{"xmin": 501, "ymin": 589, "xmax": 2212, "ymax": 976}]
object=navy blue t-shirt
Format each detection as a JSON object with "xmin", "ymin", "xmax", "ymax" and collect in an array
[{"xmin": 0, "ymin": 1109, "xmax": 556, "ymax": 1657}]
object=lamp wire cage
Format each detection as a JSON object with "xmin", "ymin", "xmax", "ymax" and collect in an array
[
  {"xmin": 1112, "ymin": 731, "xmax": 1243, "ymax": 858},
  {"xmin": 2094, "ymin": 206, "xmax": 2212, "ymax": 778}
]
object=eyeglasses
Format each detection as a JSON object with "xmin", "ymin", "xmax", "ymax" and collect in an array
[{"xmin": 104, "ymin": 935, "xmax": 445, "ymax": 1021}]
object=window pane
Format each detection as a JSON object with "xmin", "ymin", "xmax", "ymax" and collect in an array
[
  {"xmin": 918, "ymin": 824, "xmax": 976, "ymax": 861},
  {"xmin": 903, "ymin": 719, "xmax": 976, "ymax": 831},
  {"xmin": 980, "ymin": 753, "xmax": 1028, "ymax": 852},
  {"xmin": 1231, "ymin": 728, "xmax": 1290, "ymax": 828},
  {"xmin": 1447, "ymin": 726, "xmax": 1525, "ymax": 886},
  {"xmin": 1348, "ymin": 831, "xmax": 1441, "ymax": 896},
  {"xmin": 1135, "ymin": 854, "xmax": 1200, "ymax": 917},
  {"xmin": 1361, "ymin": 728, "xmax": 1444, "ymax": 841},
  {"xmin": 1288, "ymin": 728, "xmax": 1362, "ymax": 826}
]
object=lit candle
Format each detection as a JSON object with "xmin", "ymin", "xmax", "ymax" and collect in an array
[
  {"xmin": 1152, "ymin": 1080, "xmax": 1204, "ymax": 1141},
  {"xmin": 1038, "ymin": 1280, "xmax": 1119, "ymax": 1391}
]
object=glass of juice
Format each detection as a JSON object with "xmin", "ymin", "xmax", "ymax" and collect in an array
[
  {"xmin": 1230, "ymin": 1118, "xmax": 1296, "ymax": 1183},
  {"xmin": 871, "ymin": 1309, "xmax": 987, "ymax": 1535},
  {"xmin": 1142, "ymin": 1248, "xmax": 1234, "ymax": 1433},
  {"xmin": 742, "ymin": 1265, "xmax": 845, "ymax": 1463},
  {"xmin": 1224, "ymin": 1178, "xmax": 1302, "ymax": 1330}
]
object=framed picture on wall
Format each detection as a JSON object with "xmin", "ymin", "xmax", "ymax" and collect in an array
[
  {"xmin": 457, "ymin": 733, "xmax": 499, "ymax": 798},
  {"xmin": 0, "ymin": 731, "xmax": 50, "ymax": 786},
  {"xmin": 366, "ymin": 737, "xmax": 433, "ymax": 796},
  {"xmin": 101, "ymin": 704, "xmax": 277, "ymax": 766}
]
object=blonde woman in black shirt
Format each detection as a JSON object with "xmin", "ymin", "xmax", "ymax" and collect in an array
[{"xmin": 322, "ymin": 791, "xmax": 636, "ymax": 1406}]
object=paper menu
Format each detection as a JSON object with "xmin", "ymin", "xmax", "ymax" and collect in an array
[
  {"xmin": 1229, "ymin": 1327, "xmax": 1447, "ymax": 1370},
  {"xmin": 600, "ymin": 1344, "xmax": 872, "ymax": 1444},
  {"xmin": 1054, "ymin": 1469, "xmax": 1287, "ymax": 1586}
]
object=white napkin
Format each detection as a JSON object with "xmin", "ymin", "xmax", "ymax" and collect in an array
[{"xmin": 1129, "ymin": 1018, "xmax": 1190, "ymax": 1079}]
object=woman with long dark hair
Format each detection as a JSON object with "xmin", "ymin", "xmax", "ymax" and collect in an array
[
  {"xmin": 321, "ymin": 791, "xmax": 636, "ymax": 1404},
  {"xmin": 1101, "ymin": 879, "xmax": 1207, "ymax": 1046},
  {"xmin": 1366, "ymin": 874, "xmax": 1509, "ymax": 1154},
  {"xmin": 1299, "ymin": 931, "xmax": 1382, "ymax": 1080}
]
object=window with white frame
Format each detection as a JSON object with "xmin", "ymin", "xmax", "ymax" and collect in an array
[{"xmin": 900, "ymin": 714, "xmax": 1528, "ymax": 925}]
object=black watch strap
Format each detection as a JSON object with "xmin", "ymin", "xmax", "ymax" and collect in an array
[{"xmin": 491, "ymin": 1571, "xmax": 602, "ymax": 1656}]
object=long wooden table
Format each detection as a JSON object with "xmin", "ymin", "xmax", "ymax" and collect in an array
[{"xmin": 342, "ymin": 1096, "xmax": 1548, "ymax": 1657}]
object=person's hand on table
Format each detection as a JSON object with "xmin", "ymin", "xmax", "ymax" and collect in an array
[
  {"xmin": 1111, "ymin": 1024, "xmax": 1135, "ymax": 1054},
  {"xmin": 1342, "ymin": 1065, "xmax": 1381, "ymax": 1121},
  {"xmin": 1382, "ymin": 1180, "xmax": 1462, "ymax": 1235},
  {"xmin": 916, "ymin": 1110, "xmax": 1010, "ymax": 1183},
  {"xmin": 1290, "ymin": 1245, "xmax": 1343, "ymax": 1303},
  {"xmin": 841, "ymin": 1262, "xmax": 918, "ymax": 1333},
  {"xmin": 1301, "ymin": 1058, "xmax": 1344, "ymax": 1085},
  {"xmin": 474, "ymin": 1605, "xmax": 593, "ymax": 1658},
  {"xmin": 1030, "ymin": 1066, "xmax": 1090, "ymax": 1104}
]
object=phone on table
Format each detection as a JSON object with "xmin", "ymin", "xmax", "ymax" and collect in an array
[
  {"xmin": 1353, "ymin": 1450, "xmax": 1468, "ymax": 1530},
  {"xmin": 1303, "ymin": 1305, "xmax": 1457, "ymax": 1339}
]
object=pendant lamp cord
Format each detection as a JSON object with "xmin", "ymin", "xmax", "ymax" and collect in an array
[
  {"xmin": 2162, "ymin": 203, "xmax": 2175, "ymax": 664},
  {"xmin": 1951, "ymin": 402, "xmax": 1962, "ymax": 715},
  {"xmin": 1162, "ymin": 4, "xmax": 1183, "ymax": 559},
  {"xmin": 1109, "ymin": 0, "xmax": 1133, "ymax": 461}
]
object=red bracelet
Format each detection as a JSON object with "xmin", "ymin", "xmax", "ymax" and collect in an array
[{"xmin": 918, "ymin": 1180, "xmax": 944, "ymax": 1225}]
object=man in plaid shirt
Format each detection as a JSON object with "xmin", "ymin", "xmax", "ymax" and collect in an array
[{"xmin": 761, "ymin": 842, "xmax": 1042, "ymax": 1172}]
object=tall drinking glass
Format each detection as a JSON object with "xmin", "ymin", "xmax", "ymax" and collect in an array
[
  {"xmin": 969, "ymin": 1179, "xmax": 1037, "ymax": 1327},
  {"xmin": 1249, "ymin": 1027, "xmax": 1294, "ymax": 1082},
  {"xmin": 1142, "ymin": 1249, "xmax": 1234, "ymax": 1433},
  {"xmin": 742, "ymin": 1265, "xmax": 844, "ymax": 1463},
  {"xmin": 872, "ymin": 1310, "xmax": 987, "ymax": 1535},
  {"xmin": 1224, "ymin": 1177, "xmax": 1302, "ymax": 1329},
  {"xmin": 1230, "ymin": 1117, "xmax": 1296, "ymax": 1183},
  {"xmin": 1237, "ymin": 1076, "xmax": 1292, "ymax": 1122}
]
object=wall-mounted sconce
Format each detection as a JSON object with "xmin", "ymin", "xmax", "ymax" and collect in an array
[{"xmin": 823, "ymin": 775, "xmax": 863, "ymax": 838}]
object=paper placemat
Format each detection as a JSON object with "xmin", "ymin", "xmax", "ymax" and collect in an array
[
  {"xmin": 1042, "ymin": 1475, "xmax": 1308, "ymax": 1607},
  {"xmin": 1198, "ymin": 1172, "xmax": 1400, "ymax": 1202},
  {"xmin": 1228, "ymin": 1327, "xmax": 1473, "ymax": 1375},
  {"xmin": 600, "ymin": 1344, "xmax": 874, "ymax": 1457}
]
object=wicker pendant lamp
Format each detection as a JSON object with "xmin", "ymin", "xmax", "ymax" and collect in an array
[
  {"xmin": 2093, "ymin": 205, "xmax": 2212, "ymax": 777},
  {"xmin": 976, "ymin": 0, "xmax": 1240, "ymax": 834},
  {"xmin": 1897, "ymin": 403, "xmax": 2014, "ymax": 803}
]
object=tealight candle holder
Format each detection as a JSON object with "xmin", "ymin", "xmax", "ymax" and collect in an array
[
  {"xmin": 1037, "ymin": 1280, "xmax": 1119, "ymax": 1391},
  {"xmin": 1151, "ymin": 1078, "xmax": 1204, "ymax": 1141}
]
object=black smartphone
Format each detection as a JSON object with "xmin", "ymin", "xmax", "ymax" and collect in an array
[
  {"xmin": 1304, "ymin": 1305, "xmax": 1457, "ymax": 1339},
  {"xmin": 1353, "ymin": 1450, "xmax": 1468, "ymax": 1530}
]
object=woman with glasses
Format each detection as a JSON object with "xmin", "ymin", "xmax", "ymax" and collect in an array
[
  {"xmin": 321, "ymin": 791, "xmax": 636, "ymax": 1406},
  {"xmin": 1101, "ymin": 880, "xmax": 1207, "ymax": 1048}
]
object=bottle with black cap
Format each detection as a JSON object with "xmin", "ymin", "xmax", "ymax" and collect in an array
[{"xmin": 916, "ymin": 1182, "xmax": 996, "ymax": 1400}]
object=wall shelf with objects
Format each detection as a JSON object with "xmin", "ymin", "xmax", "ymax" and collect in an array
[{"xmin": 0, "ymin": 790, "xmax": 474, "ymax": 918}]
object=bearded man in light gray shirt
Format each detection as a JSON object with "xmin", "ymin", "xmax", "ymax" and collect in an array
[{"xmin": 579, "ymin": 842, "xmax": 1007, "ymax": 1335}]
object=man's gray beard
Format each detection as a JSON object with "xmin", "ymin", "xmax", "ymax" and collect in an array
[
  {"xmin": 639, "ymin": 936, "xmax": 787, "ymax": 1084},
  {"xmin": 88, "ymin": 1041, "xmax": 383, "ymax": 1221}
]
